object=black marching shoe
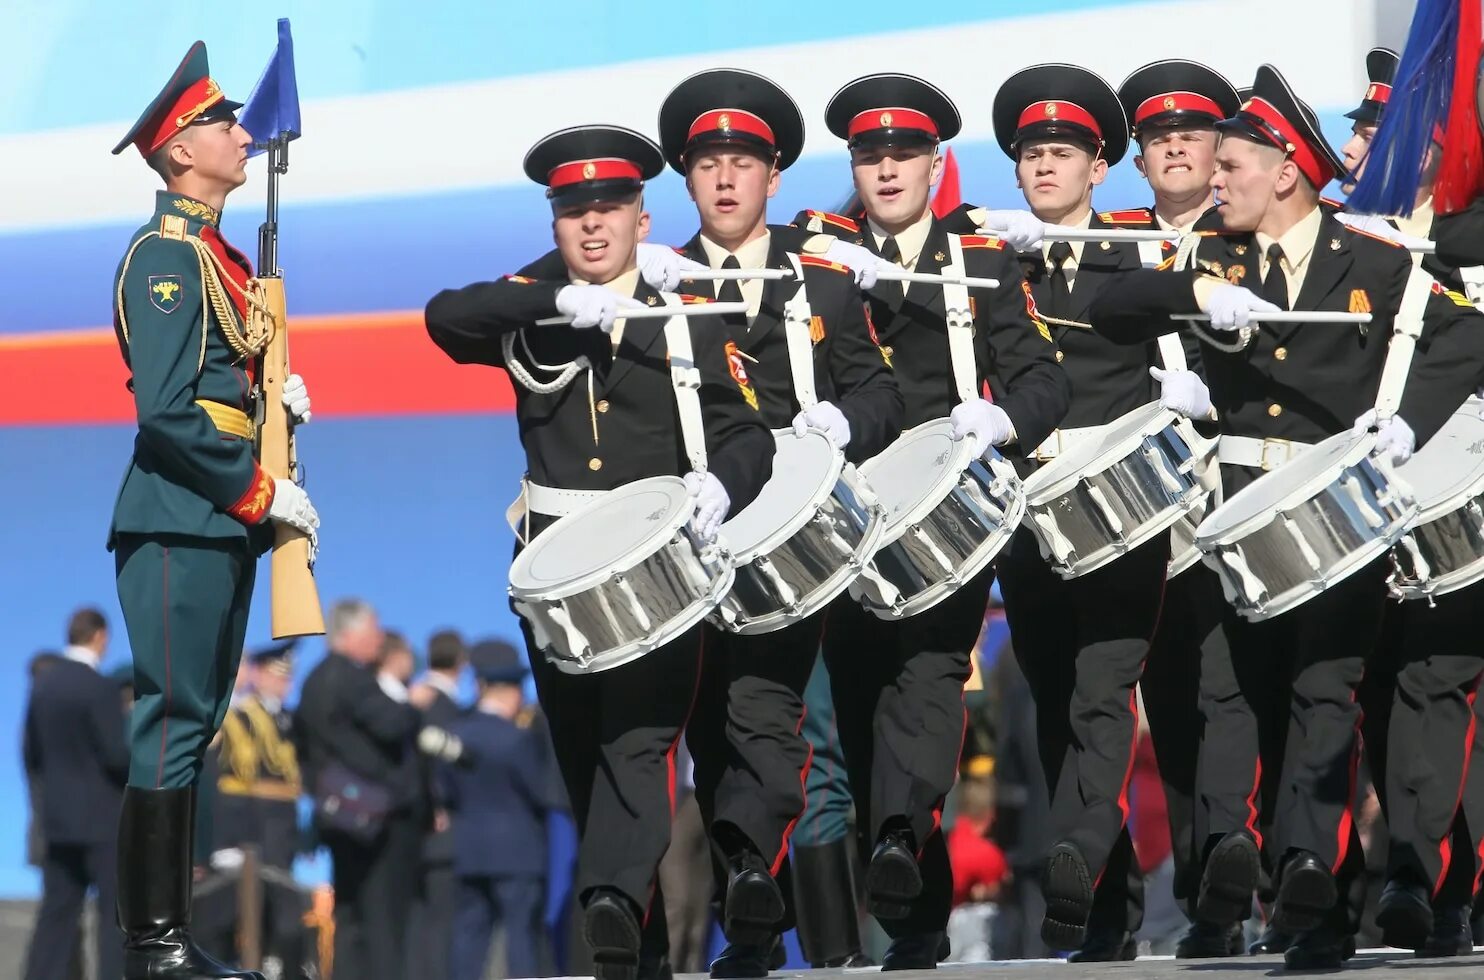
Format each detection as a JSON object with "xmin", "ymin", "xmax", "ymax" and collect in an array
[
  {"xmin": 1196, "ymin": 832, "xmax": 1260, "ymax": 926},
  {"xmin": 1418, "ymin": 903, "xmax": 1474, "ymax": 957},
  {"xmin": 792, "ymin": 838, "xmax": 869, "ymax": 968},
  {"xmin": 709, "ymin": 935, "xmax": 784, "ymax": 979},
  {"xmin": 1272, "ymin": 851, "xmax": 1338, "ymax": 937},
  {"xmin": 866, "ymin": 831, "xmax": 923, "ymax": 921},
  {"xmin": 721, "ymin": 850, "xmax": 785, "ymax": 946},
  {"xmin": 881, "ymin": 932, "xmax": 948, "ymax": 971},
  {"xmin": 1175, "ymin": 920, "xmax": 1245, "ymax": 958},
  {"xmin": 1068, "ymin": 928, "xmax": 1136, "ymax": 962},
  {"xmin": 584, "ymin": 889, "xmax": 645, "ymax": 980},
  {"xmin": 1375, "ymin": 876, "xmax": 1432, "ymax": 951},
  {"xmin": 1281, "ymin": 927, "xmax": 1355, "ymax": 970},
  {"xmin": 1249, "ymin": 923, "xmax": 1295, "ymax": 955},
  {"xmin": 1040, "ymin": 841, "xmax": 1094, "ymax": 951},
  {"xmin": 117, "ymin": 786, "xmax": 264, "ymax": 980}
]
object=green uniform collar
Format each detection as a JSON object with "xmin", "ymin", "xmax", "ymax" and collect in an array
[{"xmin": 155, "ymin": 190, "xmax": 221, "ymax": 228}]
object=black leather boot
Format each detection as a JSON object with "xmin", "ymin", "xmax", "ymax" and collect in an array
[
  {"xmin": 118, "ymin": 786, "xmax": 264, "ymax": 980},
  {"xmin": 792, "ymin": 839, "xmax": 867, "ymax": 968}
]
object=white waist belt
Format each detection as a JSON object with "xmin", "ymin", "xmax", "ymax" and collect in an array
[
  {"xmin": 526, "ymin": 481, "xmax": 608, "ymax": 517},
  {"xmin": 1217, "ymin": 435, "xmax": 1312, "ymax": 471},
  {"xmin": 1032, "ymin": 426, "xmax": 1098, "ymax": 460}
]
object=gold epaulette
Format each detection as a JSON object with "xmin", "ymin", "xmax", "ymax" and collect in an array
[
  {"xmin": 798, "ymin": 254, "xmax": 851, "ymax": 273},
  {"xmin": 959, "ymin": 234, "xmax": 1006, "ymax": 250}
]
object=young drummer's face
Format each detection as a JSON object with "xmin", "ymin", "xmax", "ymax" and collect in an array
[
  {"xmin": 552, "ymin": 196, "xmax": 650, "ymax": 285},
  {"xmin": 685, "ymin": 148, "xmax": 778, "ymax": 243},
  {"xmin": 1211, "ymin": 135, "xmax": 1283, "ymax": 231},
  {"xmin": 1340, "ymin": 122, "xmax": 1378, "ymax": 192},
  {"xmin": 1015, "ymin": 139, "xmax": 1105, "ymax": 217},
  {"xmin": 850, "ymin": 143, "xmax": 940, "ymax": 228},
  {"xmin": 1136, "ymin": 125, "xmax": 1218, "ymax": 202}
]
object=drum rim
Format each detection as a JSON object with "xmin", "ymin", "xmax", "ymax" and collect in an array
[
  {"xmin": 719, "ymin": 428, "xmax": 846, "ymax": 562},
  {"xmin": 1398, "ymin": 401, "xmax": 1484, "ymax": 525},
  {"xmin": 508, "ymin": 475, "xmax": 693, "ymax": 598},
  {"xmin": 859, "ymin": 417, "xmax": 974, "ymax": 536},
  {"xmin": 1023, "ymin": 401, "xmax": 1180, "ymax": 504},
  {"xmin": 1195, "ymin": 429, "xmax": 1377, "ymax": 547}
]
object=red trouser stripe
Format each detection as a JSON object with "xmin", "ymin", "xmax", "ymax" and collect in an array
[
  {"xmin": 1436, "ymin": 685, "xmax": 1480, "ymax": 897},
  {"xmin": 1332, "ymin": 692, "xmax": 1363, "ymax": 872},
  {"xmin": 770, "ymin": 707, "xmax": 815, "ymax": 876},
  {"xmin": 646, "ymin": 634, "xmax": 707, "ymax": 926}
]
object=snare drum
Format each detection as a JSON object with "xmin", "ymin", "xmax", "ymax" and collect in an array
[
  {"xmin": 849, "ymin": 419, "xmax": 1026, "ymax": 620},
  {"xmin": 711, "ymin": 429, "xmax": 885, "ymax": 634},
  {"xmin": 1197, "ymin": 429, "xmax": 1418, "ymax": 621},
  {"xmin": 1021, "ymin": 403, "xmax": 1210, "ymax": 579},
  {"xmin": 509, "ymin": 477, "xmax": 734, "ymax": 674},
  {"xmin": 1389, "ymin": 398, "xmax": 1484, "ymax": 601}
]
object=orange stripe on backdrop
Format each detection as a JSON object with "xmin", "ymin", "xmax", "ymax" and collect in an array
[{"xmin": 0, "ymin": 310, "xmax": 516, "ymax": 425}]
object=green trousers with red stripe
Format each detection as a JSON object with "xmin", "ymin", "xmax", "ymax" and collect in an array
[{"xmin": 115, "ymin": 533, "xmax": 255, "ymax": 789}]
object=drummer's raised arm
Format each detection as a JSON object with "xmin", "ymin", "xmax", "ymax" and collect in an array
[
  {"xmin": 425, "ymin": 274, "xmax": 567, "ymax": 367},
  {"xmin": 1088, "ymin": 267, "xmax": 1207, "ymax": 345}
]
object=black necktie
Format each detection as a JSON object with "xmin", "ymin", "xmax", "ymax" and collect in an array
[
  {"xmin": 717, "ymin": 254, "xmax": 747, "ymax": 331},
  {"xmin": 878, "ymin": 237, "xmax": 903, "ymax": 297},
  {"xmin": 1047, "ymin": 241, "xmax": 1074, "ymax": 314},
  {"xmin": 1262, "ymin": 243, "xmax": 1289, "ymax": 311}
]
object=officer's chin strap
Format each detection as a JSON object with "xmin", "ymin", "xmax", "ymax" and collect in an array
[
  {"xmin": 1372, "ymin": 252, "xmax": 1436, "ymax": 423},
  {"xmin": 782, "ymin": 253, "xmax": 818, "ymax": 411}
]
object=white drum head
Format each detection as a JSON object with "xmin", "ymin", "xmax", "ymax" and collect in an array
[
  {"xmin": 1198, "ymin": 429, "xmax": 1372, "ymax": 545},
  {"xmin": 721, "ymin": 429, "xmax": 842, "ymax": 561},
  {"xmin": 1025, "ymin": 402, "xmax": 1175, "ymax": 503},
  {"xmin": 1396, "ymin": 400, "xmax": 1484, "ymax": 522},
  {"xmin": 861, "ymin": 419, "xmax": 968, "ymax": 536},
  {"xmin": 510, "ymin": 477, "xmax": 689, "ymax": 597}
]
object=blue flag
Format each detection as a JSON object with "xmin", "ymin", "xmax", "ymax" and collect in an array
[{"xmin": 240, "ymin": 18, "xmax": 301, "ymax": 157}]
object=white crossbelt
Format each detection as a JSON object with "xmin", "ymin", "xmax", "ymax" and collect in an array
[
  {"xmin": 1373, "ymin": 253, "xmax": 1436, "ymax": 419},
  {"xmin": 781, "ymin": 253, "xmax": 818, "ymax": 409},
  {"xmin": 1031, "ymin": 425, "xmax": 1099, "ymax": 460},
  {"xmin": 940, "ymin": 234, "xmax": 979, "ymax": 403},
  {"xmin": 1217, "ymin": 435, "xmax": 1311, "ymax": 470}
]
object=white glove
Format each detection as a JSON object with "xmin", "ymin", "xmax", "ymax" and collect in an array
[
  {"xmin": 635, "ymin": 242, "xmax": 708, "ymax": 292},
  {"xmin": 1354, "ymin": 409, "xmax": 1416, "ymax": 465},
  {"xmin": 821, "ymin": 239, "xmax": 883, "ymax": 290},
  {"xmin": 949, "ymin": 398, "xmax": 1015, "ymax": 458},
  {"xmin": 1149, "ymin": 366, "xmax": 1212, "ymax": 419},
  {"xmin": 554, "ymin": 284, "xmax": 646, "ymax": 332},
  {"xmin": 281, "ymin": 373, "xmax": 311, "ymax": 424},
  {"xmin": 1205, "ymin": 284, "xmax": 1280, "ymax": 331},
  {"xmin": 682, "ymin": 470, "xmax": 730, "ymax": 544},
  {"xmin": 975, "ymin": 209, "xmax": 1046, "ymax": 251},
  {"xmin": 267, "ymin": 478, "xmax": 320, "ymax": 562},
  {"xmin": 1335, "ymin": 212, "xmax": 1433, "ymax": 252},
  {"xmin": 791, "ymin": 401, "xmax": 851, "ymax": 450}
]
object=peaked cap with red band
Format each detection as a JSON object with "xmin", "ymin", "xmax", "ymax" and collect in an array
[
  {"xmin": 112, "ymin": 41, "xmax": 243, "ymax": 157},
  {"xmin": 658, "ymin": 68, "xmax": 804, "ymax": 174},
  {"xmin": 1345, "ymin": 47, "xmax": 1399, "ymax": 123},
  {"xmin": 824, "ymin": 73, "xmax": 961, "ymax": 149},
  {"xmin": 992, "ymin": 63, "xmax": 1130, "ymax": 166},
  {"xmin": 1219, "ymin": 64, "xmax": 1346, "ymax": 190},
  {"xmin": 1118, "ymin": 58, "xmax": 1240, "ymax": 138},
  {"xmin": 522, "ymin": 124, "xmax": 664, "ymax": 208}
]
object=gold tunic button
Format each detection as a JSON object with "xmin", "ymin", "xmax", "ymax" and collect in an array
[
  {"xmin": 1274, "ymin": 346, "xmax": 1288, "ymax": 360},
  {"xmin": 1055, "ymin": 350, "xmax": 1065, "ymax": 362},
  {"xmin": 1268, "ymin": 403, "xmax": 1283, "ymax": 417},
  {"xmin": 596, "ymin": 400, "xmax": 610, "ymax": 413},
  {"xmin": 588, "ymin": 457, "xmax": 603, "ymax": 471}
]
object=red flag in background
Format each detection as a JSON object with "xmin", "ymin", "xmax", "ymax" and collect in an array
[{"xmin": 932, "ymin": 146, "xmax": 962, "ymax": 218}]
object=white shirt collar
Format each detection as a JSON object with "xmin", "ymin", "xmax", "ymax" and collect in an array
[
  {"xmin": 1041, "ymin": 207, "xmax": 1093, "ymax": 268},
  {"xmin": 868, "ymin": 210, "xmax": 934, "ymax": 270},
  {"xmin": 698, "ymin": 230, "xmax": 771, "ymax": 270},
  {"xmin": 63, "ymin": 645, "xmax": 99, "ymax": 671},
  {"xmin": 1395, "ymin": 195, "xmax": 1435, "ymax": 241},
  {"xmin": 423, "ymin": 672, "xmax": 460, "ymax": 700},
  {"xmin": 377, "ymin": 672, "xmax": 410, "ymax": 704},
  {"xmin": 1256, "ymin": 205, "xmax": 1323, "ymax": 277}
]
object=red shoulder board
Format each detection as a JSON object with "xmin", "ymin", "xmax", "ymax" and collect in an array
[
  {"xmin": 1098, "ymin": 208, "xmax": 1155, "ymax": 226},
  {"xmin": 959, "ymin": 235, "xmax": 1006, "ymax": 250},
  {"xmin": 677, "ymin": 293, "xmax": 715, "ymax": 304},
  {"xmin": 504, "ymin": 274, "xmax": 537, "ymax": 284},
  {"xmin": 806, "ymin": 209, "xmax": 860, "ymax": 233},
  {"xmin": 798, "ymin": 254, "xmax": 852, "ymax": 273},
  {"xmin": 1347, "ymin": 227, "xmax": 1405, "ymax": 249}
]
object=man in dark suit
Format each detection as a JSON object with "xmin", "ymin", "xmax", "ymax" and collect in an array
[
  {"xmin": 295, "ymin": 599, "xmax": 426, "ymax": 980},
  {"xmin": 440, "ymin": 640, "xmax": 554, "ymax": 980},
  {"xmin": 23, "ymin": 607, "xmax": 129, "ymax": 980}
]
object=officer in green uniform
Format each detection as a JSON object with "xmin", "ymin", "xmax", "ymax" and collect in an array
[{"xmin": 107, "ymin": 41, "xmax": 319, "ymax": 980}]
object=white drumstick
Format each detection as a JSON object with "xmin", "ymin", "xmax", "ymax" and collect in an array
[
  {"xmin": 1173, "ymin": 311, "xmax": 1373, "ymax": 324},
  {"xmin": 536, "ymin": 302, "xmax": 752, "ymax": 326},
  {"xmin": 680, "ymin": 267, "xmax": 795, "ymax": 281},
  {"xmin": 1041, "ymin": 225, "xmax": 1178, "ymax": 243},
  {"xmin": 875, "ymin": 268, "xmax": 1001, "ymax": 289}
]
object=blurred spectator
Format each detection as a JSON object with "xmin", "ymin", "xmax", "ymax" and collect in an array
[
  {"xmin": 440, "ymin": 640, "xmax": 552, "ymax": 980},
  {"xmin": 22, "ymin": 608, "xmax": 128, "ymax": 980},
  {"xmin": 657, "ymin": 747, "xmax": 711, "ymax": 974},
  {"xmin": 1128, "ymin": 717, "xmax": 1182, "ymax": 954},
  {"xmin": 409, "ymin": 629, "xmax": 466, "ymax": 980},
  {"xmin": 296, "ymin": 599, "xmax": 424, "ymax": 980},
  {"xmin": 946, "ymin": 777, "xmax": 1008, "ymax": 964},
  {"xmin": 376, "ymin": 631, "xmax": 419, "ymax": 700}
]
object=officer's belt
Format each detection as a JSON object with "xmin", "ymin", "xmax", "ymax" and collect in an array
[
  {"xmin": 1031, "ymin": 425, "xmax": 1098, "ymax": 461},
  {"xmin": 1217, "ymin": 435, "xmax": 1311, "ymax": 471},
  {"xmin": 196, "ymin": 399, "xmax": 256, "ymax": 441}
]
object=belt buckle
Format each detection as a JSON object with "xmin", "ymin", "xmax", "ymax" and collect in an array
[{"xmin": 1259, "ymin": 437, "xmax": 1291, "ymax": 472}]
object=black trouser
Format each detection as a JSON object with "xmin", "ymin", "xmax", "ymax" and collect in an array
[
  {"xmin": 23, "ymin": 840, "xmax": 120, "ymax": 980},
  {"xmin": 409, "ymin": 855, "xmax": 456, "ymax": 980},
  {"xmin": 823, "ymin": 569, "xmax": 992, "ymax": 937},
  {"xmin": 526, "ymin": 619, "xmax": 703, "ymax": 919},
  {"xmin": 327, "ymin": 813, "xmax": 422, "ymax": 980},
  {"xmin": 1362, "ymin": 585, "xmax": 1484, "ymax": 897},
  {"xmin": 1195, "ymin": 558, "xmax": 1389, "ymax": 931},
  {"xmin": 689, "ymin": 614, "xmax": 820, "ymax": 875},
  {"xmin": 998, "ymin": 527, "xmax": 1170, "ymax": 935}
]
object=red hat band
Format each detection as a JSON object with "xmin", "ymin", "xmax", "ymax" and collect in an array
[
  {"xmin": 847, "ymin": 106, "xmax": 939, "ymax": 139},
  {"xmin": 141, "ymin": 76, "xmax": 225, "ymax": 155},
  {"xmin": 1235, "ymin": 96, "xmax": 1335, "ymax": 188},
  {"xmin": 1135, "ymin": 90, "xmax": 1224, "ymax": 126},
  {"xmin": 548, "ymin": 158, "xmax": 643, "ymax": 189},
  {"xmin": 687, "ymin": 108, "xmax": 775, "ymax": 145},
  {"xmin": 1363, "ymin": 82, "xmax": 1393, "ymax": 105},
  {"xmin": 1017, "ymin": 99, "xmax": 1102, "ymax": 140}
]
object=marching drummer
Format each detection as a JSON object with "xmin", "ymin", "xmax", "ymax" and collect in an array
[
  {"xmin": 644, "ymin": 67, "xmax": 906, "ymax": 979},
  {"xmin": 793, "ymin": 72, "xmax": 1071, "ymax": 969},
  {"xmin": 424, "ymin": 124, "xmax": 775, "ymax": 980},
  {"xmin": 979, "ymin": 63, "xmax": 1189, "ymax": 963},
  {"xmin": 1088, "ymin": 65, "xmax": 1459, "ymax": 970}
]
